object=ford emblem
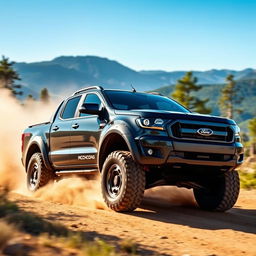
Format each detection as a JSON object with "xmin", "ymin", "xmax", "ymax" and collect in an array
[{"xmin": 197, "ymin": 128, "xmax": 213, "ymax": 136}]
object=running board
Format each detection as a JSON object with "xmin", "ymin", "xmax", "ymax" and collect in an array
[{"xmin": 55, "ymin": 169, "xmax": 98, "ymax": 176}]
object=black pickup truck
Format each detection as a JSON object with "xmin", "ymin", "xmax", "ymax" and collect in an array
[{"xmin": 21, "ymin": 86, "xmax": 244, "ymax": 212}]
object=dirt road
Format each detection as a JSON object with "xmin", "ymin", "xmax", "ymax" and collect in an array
[{"xmin": 10, "ymin": 188, "xmax": 256, "ymax": 256}]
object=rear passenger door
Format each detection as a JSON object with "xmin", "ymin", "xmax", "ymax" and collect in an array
[
  {"xmin": 69, "ymin": 93, "xmax": 104, "ymax": 168},
  {"xmin": 49, "ymin": 95, "xmax": 81, "ymax": 168}
]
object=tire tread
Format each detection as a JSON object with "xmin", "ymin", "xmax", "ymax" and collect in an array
[
  {"xmin": 27, "ymin": 153, "xmax": 54, "ymax": 191},
  {"xmin": 101, "ymin": 151, "xmax": 145, "ymax": 212},
  {"xmin": 215, "ymin": 171, "xmax": 240, "ymax": 211},
  {"xmin": 194, "ymin": 170, "xmax": 240, "ymax": 212}
]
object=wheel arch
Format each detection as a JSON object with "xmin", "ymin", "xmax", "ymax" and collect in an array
[
  {"xmin": 98, "ymin": 130, "xmax": 139, "ymax": 172},
  {"xmin": 25, "ymin": 137, "xmax": 52, "ymax": 171}
]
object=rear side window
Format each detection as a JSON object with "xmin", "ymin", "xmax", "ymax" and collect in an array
[{"xmin": 61, "ymin": 96, "xmax": 81, "ymax": 119}]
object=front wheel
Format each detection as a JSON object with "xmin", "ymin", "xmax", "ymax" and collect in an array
[
  {"xmin": 101, "ymin": 151, "xmax": 145, "ymax": 212},
  {"xmin": 27, "ymin": 153, "xmax": 54, "ymax": 192},
  {"xmin": 193, "ymin": 170, "xmax": 240, "ymax": 212}
]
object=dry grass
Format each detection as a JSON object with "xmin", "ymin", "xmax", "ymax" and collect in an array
[
  {"xmin": 81, "ymin": 238, "xmax": 116, "ymax": 256},
  {"xmin": 39, "ymin": 233, "xmax": 139, "ymax": 256},
  {"xmin": 0, "ymin": 188, "xmax": 68, "ymax": 236},
  {"xmin": 39, "ymin": 234, "xmax": 117, "ymax": 255},
  {"xmin": 120, "ymin": 239, "xmax": 138, "ymax": 254},
  {"xmin": 0, "ymin": 189, "xmax": 138, "ymax": 255},
  {"xmin": 0, "ymin": 188, "xmax": 19, "ymax": 217},
  {"xmin": 0, "ymin": 221, "xmax": 16, "ymax": 249}
]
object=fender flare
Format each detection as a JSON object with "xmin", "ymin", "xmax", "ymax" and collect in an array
[
  {"xmin": 24, "ymin": 136, "xmax": 52, "ymax": 171},
  {"xmin": 97, "ymin": 126, "xmax": 140, "ymax": 171}
]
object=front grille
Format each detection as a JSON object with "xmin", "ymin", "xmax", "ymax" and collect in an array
[{"xmin": 170, "ymin": 120, "xmax": 234, "ymax": 143}]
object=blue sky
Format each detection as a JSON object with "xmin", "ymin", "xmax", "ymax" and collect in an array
[{"xmin": 1, "ymin": 0, "xmax": 255, "ymax": 71}]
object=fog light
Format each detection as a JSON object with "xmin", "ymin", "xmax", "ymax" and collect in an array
[{"xmin": 147, "ymin": 149, "xmax": 153, "ymax": 155}]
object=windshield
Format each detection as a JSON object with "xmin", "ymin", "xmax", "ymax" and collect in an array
[{"xmin": 104, "ymin": 90, "xmax": 190, "ymax": 113}]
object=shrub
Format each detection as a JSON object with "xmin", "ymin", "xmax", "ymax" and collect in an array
[
  {"xmin": 0, "ymin": 190, "xmax": 19, "ymax": 217},
  {"xmin": 82, "ymin": 238, "xmax": 116, "ymax": 256},
  {"xmin": 120, "ymin": 239, "xmax": 137, "ymax": 254},
  {"xmin": 240, "ymin": 171, "xmax": 256, "ymax": 189}
]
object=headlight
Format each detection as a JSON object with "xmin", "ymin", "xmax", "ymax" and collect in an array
[{"xmin": 137, "ymin": 118, "xmax": 169, "ymax": 130}]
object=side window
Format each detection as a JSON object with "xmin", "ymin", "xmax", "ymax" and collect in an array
[
  {"xmin": 61, "ymin": 96, "xmax": 81, "ymax": 119},
  {"xmin": 80, "ymin": 93, "xmax": 102, "ymax": 117}
]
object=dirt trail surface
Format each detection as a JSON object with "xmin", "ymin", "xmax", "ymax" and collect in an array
[{"xmin": 9, "ymin": 188, "xmax": 256, "ymax": 256}]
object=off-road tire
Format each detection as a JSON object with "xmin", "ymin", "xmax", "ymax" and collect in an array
[
  {"xmin": 27, "ymin": 153, "xmax": 54, "ymax": 192},
  {"xmin": 193, "ymin": 170, "xmax": 240, "ymax": 212},
  {"xmin": 101, "ymin": 151, "xmax": 145, "ymax": 212}
]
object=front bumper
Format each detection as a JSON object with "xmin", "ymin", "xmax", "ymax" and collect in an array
[{"xmin": 135, "ymin": 136, "xmax": 244, "ymax": 168}]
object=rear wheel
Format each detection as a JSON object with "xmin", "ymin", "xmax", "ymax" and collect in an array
[
  {"xmin": 27, "ymin": 153, "xmax": 54, "ymax": 192},
  {"xmin": 193, "ymin": 170, "xmax": 240, "ymax": 212},
  {"xmin": 101, "ymin": 151, "xmax": 145, "ymax": 212}
]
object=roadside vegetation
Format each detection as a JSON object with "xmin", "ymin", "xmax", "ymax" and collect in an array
[
  {"xmin": 239, "ymin": 164, "xmax": 256, "ymax": 189},
  {"xmin": 0, "ymin": 188, "xmax": 138, "ymax": 255},
  {"xmin": 240, "ymin": 171, "xmax": 256, "ymax": 189},
  {"xmin": 239, "ymin": 117, "xmax": 256, "ymax": 189},
  {"xmin": 0, "ymin": 55, "xmax": 50, "ymax": 102}
]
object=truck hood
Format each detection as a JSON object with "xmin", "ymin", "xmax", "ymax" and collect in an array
[{"xmin": 114, "ymin": 109, "xmax": 236, "ymax": 125}]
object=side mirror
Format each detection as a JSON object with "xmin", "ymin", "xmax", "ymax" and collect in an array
[{"xmin": 79, "ymin": 103, "xmax": 102, "ymax": 115}]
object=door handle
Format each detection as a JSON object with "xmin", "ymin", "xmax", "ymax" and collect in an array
[
  {"xmin": 53, "ymin": 125, "xmax": 59, "ymax": 131},
  {"xmin": 72, "ymin": 123, "xmax": 79, "ymax": 129}
]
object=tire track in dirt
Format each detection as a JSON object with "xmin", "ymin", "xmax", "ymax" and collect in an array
[{"xmin": 10, "ymin": 189, "xmax": 256, "ymax": 256}]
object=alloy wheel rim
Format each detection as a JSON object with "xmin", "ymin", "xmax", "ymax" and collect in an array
[
  {"xmin": 29, "ymin": 162, "xmax": 39, "ymax": 189},
  {"xmin": 106, "ymin": 164, "xmax": 122, "ymax": 198}
]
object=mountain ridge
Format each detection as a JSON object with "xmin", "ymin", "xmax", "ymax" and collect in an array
[{"xmin": 14, "ymin": 55, "xmax": 255, "ymax": 96}]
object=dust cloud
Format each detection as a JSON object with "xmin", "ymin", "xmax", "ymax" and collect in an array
[
  {"xmin": 0, "ymin": 89, "xmax": 56, "ymax": 191},
  {"xmin": 144, "ymin": 186, "xmax": 196, "ymax": 207},
  {"xmin": 34, "ymin": 177, "xmax": 107, "ymax": 210},
  {"xmin": 0, "ymin": 89, "xmax": 106, "ymax": 209}
]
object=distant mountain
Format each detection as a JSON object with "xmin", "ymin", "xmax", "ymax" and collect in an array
[
  {"xmin": 239, "ymin": 70, "xmax": 256, "ymax": 80},
  {"xmin": 14, "ymin": 55, "xmax": 255, "ymax": 99},
  {"xmin": 140, "ymin": 68, "xmax": 254, "ymax": 85},
  {"xmin": 15, "ymin": 56, "xmax": 160, "ymax": 95}
]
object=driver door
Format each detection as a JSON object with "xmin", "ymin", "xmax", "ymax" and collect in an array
[
  {"xmin": 69, "ymin": 93, "xmax": 105, "ymax": 168},
  {"xmin": 49, "ymin": 95, "xmax": 82, "ymax": 168}
]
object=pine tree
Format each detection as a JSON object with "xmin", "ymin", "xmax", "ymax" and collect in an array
[
  {"xmin": 248, "ymin": 118, "xmax": 256, "ymax": 143},
  {"xmin": 171, "ymin": 71, "xmax": 211, "ymax": 114},
  {"xmin": 219, "ymin": 74, "xmax": 242, "ymax": 119},
  {"xmin": 0, "ymin": 56, "xmax": 22, "ymax": 96},
  {"xmin": 40, "ymin": 88, "xmax": 50, "ymax": 103}
]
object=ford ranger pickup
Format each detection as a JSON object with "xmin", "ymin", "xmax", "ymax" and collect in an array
[{"xmin": 21, "ymin": 86, "xmax": 244, "ymax": 212}]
